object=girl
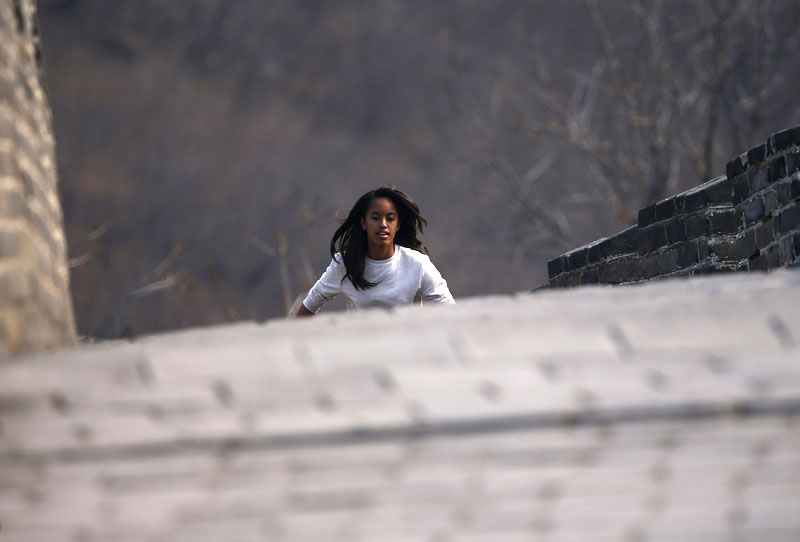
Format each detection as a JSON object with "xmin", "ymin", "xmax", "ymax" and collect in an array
[{"xmin": 296, "ymin": 186, "xmax": 454, "ymax": 316}]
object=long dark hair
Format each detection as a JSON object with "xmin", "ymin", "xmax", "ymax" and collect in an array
[{"xmin": 331, "ymin": 186, "xmax": 427, "ymax": 290}]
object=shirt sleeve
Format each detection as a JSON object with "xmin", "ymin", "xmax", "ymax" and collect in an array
[
  {"xmin": 302, "ymin": 256, "xmax": 345, "ymax": 313},
  {"xmin": 420, "ymin": 256, "xmax": 455, "ymax": 305}
]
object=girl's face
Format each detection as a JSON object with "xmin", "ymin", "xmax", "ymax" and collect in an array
[{"xmin": 361, "ymin": 197, "xmax": 399, "ymax": 253}]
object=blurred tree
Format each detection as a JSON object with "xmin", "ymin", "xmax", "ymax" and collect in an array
[{"xmin": 525, "ymin": 0, "xmax": 800, "ymax": 221}]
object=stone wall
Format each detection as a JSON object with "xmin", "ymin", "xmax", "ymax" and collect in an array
[
  {"xmin": 0, "ymin": 0, "xmax": 75, "ymax": 355},
  {"xmin": 545, "ymin": 125, "xmax": 800, "ymax": 288}
]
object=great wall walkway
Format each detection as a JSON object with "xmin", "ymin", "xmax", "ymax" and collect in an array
[{"xmin": 1, "ymin": 269, "xmax": 799, "ymax": 541}]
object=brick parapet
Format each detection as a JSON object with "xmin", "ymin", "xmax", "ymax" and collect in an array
[
  {"xmin": 0, "ymin": 0, "xmax": 75, "ymax": 355},
  {"xmin": 545, "ymin": 125, "xmax": 800, "ymax": 288}
]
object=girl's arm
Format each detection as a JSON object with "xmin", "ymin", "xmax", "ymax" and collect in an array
[
  {"xmin": 420, "ymin": 256, "xmax": 455, "ymax": 304},
  {"xmin": 293, "ymin": 256, "xmax": 344, "ymax": 317}
]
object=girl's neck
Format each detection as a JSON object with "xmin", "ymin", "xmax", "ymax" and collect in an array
[{"xmin": 367, "ymin": 243, "xmax": 395, "ymax": 261}]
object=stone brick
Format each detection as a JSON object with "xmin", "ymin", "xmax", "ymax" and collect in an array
[
  {"xmin": 778, "ymin": 235, "xmax": 794, "ymax": 265},
  {"xmin": 676, "ymin": 241, "xmax": 699, "ymax": 268},
  {"xmin": 665, "ymin": 216, "xmax": 687, "ymax": 244},
  {"xmin": 764, "ymin": 244, "xmax": 780, "ymax": 270},
  {"xmin": 605, "ymin": 225, "xmax": 638, "ymax": 256},
  {"xmin": 0, "ymin": 188, "xmax": 27, "ymax": 219},
  {"xmin": 638, "ymin": 224, "xmax": 666, "ymax": 255},
  {"xmin": 763, "ymin": 188, "xmax": 778, "ymax": 216},
  {"xmin": 704, "ymin": 177, "xmax": 733, "ymax": 205},
  {"xmin": 776, "ymin": 180, "xmax": 792, "ymax": 206},
  {"xmin": 685, "ymin": 211, "xmax": 709, "ymax": 239},
  {"xmin": 655, "ymin": 197, "xmax": 677, "ymax": 222},
  {"xmin": 697, "ymin": 239, "xmax": 711, "ymax": 262},
  {"xmin": 0, "ymin": 226, "xmax": 27, "ymax": 258},
  {"xmin": 566, "ymin": 247, "xmax": 588, "ymax": 271},
  {"xmin": 586, "ymin": 243, "xmax": 603, "ymax": 264},
  {"xmin": 707, "ymin": 207, "xmax": 739, "ymax": 234},
  {"xmin": 794, "ymin": 232, "xmax": 800, "ymax": 262},
  {"xmin": 580, "ymin": 267, "xmax": 599, "ymax": 285},
  {"xmin": 709, "ymin": 238, "xmax": 736, "ymax": 260},
  {"xmin": 547, "ymin": 257, "xmax": 564, "ymax": 279},
  {"xmin": 747, "ymin": 143, "xmax": 767, "ymax": 165},
  {"xmin": 767, "ymin": 155, "xmax": 787, "ymax": 184},
  {"xmin": 726, "ymin": 153, "xmax": 747, "ymax": 179},
  {"xmin": 777, "ymin": 203, "xmax": 800, "ymax": 235},
  {"xmin": 691, "ymin": 262, "xmax": 714, "ymax": 275},
  {"xmin": 749, "ymin": 252, "xmax": 768, "ymax": 272},
  {"xmin": 755, "ymin": 219, "xmax": 775, "ymax": 249},
  {"xmin": 768, "ymin": 125, "xmax": 800, "ymax": 153},
  {"xmin": 732, "ymin": 176, "xmax": 750, "ymax": 205},
  {"xmin": 787, "ymin": 150, "xmax": 800, "ymax": 175},
  {"xmin": 735, "ymin": 228, "xmax": 757, "ymax": 260},
  {"xmin": 643, "ymin": 254, "xmax": 660, "ymax": 279},
  {"xmin": 638, "ymin": 203, "xmax": 657, "ymax": 228},
  {"xmin": 658, "ymin": 249, "xmax": 679, "ymax": 274},
  {"xmin": 0, "ymin": 267, "xmax": 38, "ymax": 301},
  {"xmin": 748, "ymin": 168, "xmax": 769, "ymax": 193},
  {"xmin": 742, "ymin": 196, "xmax": 765, "ymax": 226},
  {"xmin": 792, "ymin": 174, "xmax": 800, "ymax": 200}
]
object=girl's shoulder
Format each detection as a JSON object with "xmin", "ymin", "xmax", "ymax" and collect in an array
[{"xmin": 395, "ymin": 245, "xmax": 433, "ymax": 266}]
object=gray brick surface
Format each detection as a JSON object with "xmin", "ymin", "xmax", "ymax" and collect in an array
[
  {"xmin": 0, "ymin": 0, "xmax": 75, "ymax": 353},
  {"xmin": 1, "ymin": 270, "xmax": 799, "ymax": 541}
]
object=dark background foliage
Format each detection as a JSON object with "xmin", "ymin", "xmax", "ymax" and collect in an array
[{"xmin": 37, "ymin": 0, "xmax": 800, "ymax": 338}]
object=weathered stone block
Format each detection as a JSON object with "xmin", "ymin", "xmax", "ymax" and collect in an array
[
  {"xmin": 698, "ymin": 239, "xmax": 711, "ymax": 262},
  {"xmin": 638, "ymin": 203, "xmax": 657, "ymax": 228},
  {"xmin": 643, "ymin": 254, "xmax": 660, "ymax": 279},
  {"xmin": 0, "ymin": 189, "xmax": 27, "ymax": 219},
  {"xmin": 0, "ymin": 267, "xmax": 38, "ymax": 301},
  {"xmin": 707, "ymin": 207, "xmax": 739, "ymax": 234},
  {"xmin": 685, "ymin": 211, "xmax": 709, "ymax": 239},
  {"xmin": 742, "ymin": 196, "xmax": 765, "ymax": 226},
  {"xmin": 587, "ymin": 242, "xmax": 604, "ymax": 264},
  {"xmin": 787, "ymin": 150, "xmax": 800, "ymax": 176},
  {"xmin": 768, "ymin": 125, "xmax": 800, "ymax": 153},
  {"xmin": 665, "ymin": 216, "xmax": 687, "ymax": 244},
  {"xmin": 749, "ymin": 252, "xmax": 768, "ymax": 271},
  {"xmin": 763, "ymin": 188, "xmax": 778, "ymax": 216},
  {"xmin": 794, "ymin": 232, "xmax": 800, "ymax": 262},
  {"xmin": 778, "ymin": 235, "xmax": 794, "ymax": 265},
  {"xmin": 580, "ymin": 267, "xmax": 599, "ymax": 285},
  {"xmin": 768, "ymin": 155, "xmax": 787, "ymax": 183},
  {"xmin": 747, "ymin": 143, "xmax": 767, "ymax": 165},
  {"xmin": 705, "ymin": 177, "xmax": 733, "ymax": 205},
  {"xmin": 658, "ymin": 249, "xmax": 679, "ymax": 274},
  {"xmin": 655, "ymin": 197, "xmax": 677, "ymax": 222},
  {"xmin": 748, "ymin": 168, "xmax": 769, "ymax": 193},
  {"xmin": 756, "ymin": 219, "xmax": 775, "ymax": 248},
  {"xmin": 547, "ymin": 256, "xmax": 564, "ymax": 279},
  {"xmin": 776, "ymin": 180, "xmax": 792, "ymax": 206},
  {"xmin": 777, "ymin": 203, "xmax": 800, "ymax": 235},
  {"xmin": 792, "ymin": 173, "xmax": 800, "ymax": 200},
  {"xmin": 605, "ymin": 225, "xmax": 638, "ymax": 256},
  {"xmin": 764, "ymin": 244, "xmax": 780, "ymax": 270},
  {"xmin": 0, "ymin": 227, "xmax": 26, "ymax": 259},
  {"xmin": 676, "ymin": 241, "xmax": 699, "ymax": 268},
  {"xmin": 565, "ymin": 247, "xmax": 588, "ymax": 271},
  {"xmin": 726, "ymin": 153, "xmax": 748, "ymax": 179},
  {"xmin": 735, "ymin": 228, "xmax": 757, "ymax": 260},
  {"xmin": 709, "ymin": 238, "xmax": 736, "ymax": 260},
  {"xmin": 732, "ymin": 176, "xmax": 750, "ymax": 205},
  {"xmin": 638, "ymin": 224, "xmax": 667, "ymax": 255}
]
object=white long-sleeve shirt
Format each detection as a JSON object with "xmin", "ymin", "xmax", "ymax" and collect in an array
[{"xmin": 302, "ymin": 245, "xmax": 455, "ymax": 313}]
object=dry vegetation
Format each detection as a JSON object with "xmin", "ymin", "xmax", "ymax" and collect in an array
[{"xmin": 37, "ymin": 0, "xmax": 800, "ymax": 338}]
